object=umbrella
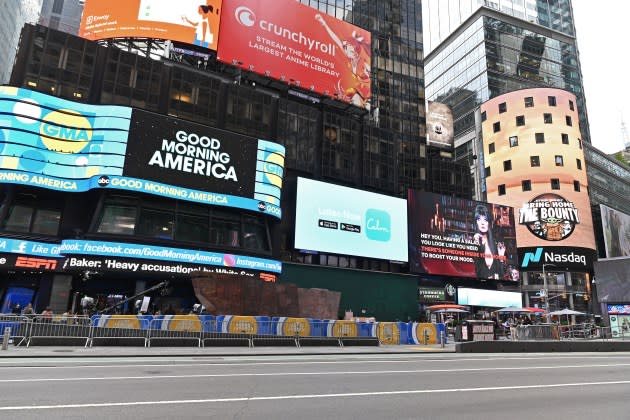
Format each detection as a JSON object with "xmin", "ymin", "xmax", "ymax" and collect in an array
[
  {"xmin": 548, "ymin": 308, "xmax": 586, "ymax": 325},
  {"xmin": 433, "ymin": 308, "xmax": 469, "ymax": 313},
  {"xmin": 495, "ymin": 307, "xmax": 532, "ymax": 313},
  {"xmin": 427, "ymin": 304, "xmax": 466, "ymax": 311},
  {"xmin": 524, "ymin": 307, "xmax": 545, "ymax": 313}
]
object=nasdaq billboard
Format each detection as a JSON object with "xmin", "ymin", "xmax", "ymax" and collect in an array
[{"xmin": 0, "ymin": 87, "xmax": 284, "ymax": 218}]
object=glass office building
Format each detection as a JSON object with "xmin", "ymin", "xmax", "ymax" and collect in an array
[{"xmin": 423, "ymin": 0, "xmax": 590, "ymax": 158}]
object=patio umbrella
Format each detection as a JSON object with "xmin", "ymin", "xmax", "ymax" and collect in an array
[
  {"xmin": 548, "ymin": 308, "xmax": 585, "ymax": 325},
  {"xmin": 427, "ymin": 304, "xmax": 466, "ymax": 311},
  {"xmin": 433, "ymin": 308, "xmax": 469, "ymax": 313},
  {"xmin": 495, "ymin": 307, "xmax": 532, "ymax": 313},
  {"xmin": 524, "ymin": 307, "xmax": 545, "ymax": 313}
]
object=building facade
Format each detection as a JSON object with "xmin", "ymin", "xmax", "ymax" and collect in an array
[
  {"xmin": 39, "ymin": 0, "xmax": 84, "ymax": 35},
  {"xmin": 0, "ymin": 0, "xmax": 41, "ymax": 84},
  {"xmin": 424, "ymin": 0, "xmax": 590, "ymax": 183},
  {"xmin": 0, "ymin": 0, "xmax": 475, "ymax": 320}
]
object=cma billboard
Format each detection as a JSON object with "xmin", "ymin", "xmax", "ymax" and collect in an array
[{"xmin": 479, "ymin": 88, "xmax": 596, "ymax": 271}]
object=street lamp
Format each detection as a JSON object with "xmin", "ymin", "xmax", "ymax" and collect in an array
[{"xmin": 541, "ymin": 264, "xmax": 557, "ymax": 320}]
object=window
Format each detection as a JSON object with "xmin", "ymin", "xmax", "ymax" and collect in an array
[
  {"xmin": 503, "ymin": 160, "xmax": 512, "ymax": 171},
  {"xmin": 493, "ymin": 121, "xmax": 501, "ymax": 132},
  {"xmin": 569, "ymin": 100, "xmax": 574, "ymax": 111},
  {"xmin": 524, "ymin": 96, "xmax": 534, "ymax": 107},
  {"xmin": 2, "ymin": 204, "xmax": 61, "ymax": 236},
  {"xmin": 52, "ymin": 0, "xmax": 64, "ymax": 14},
  {"xmin": 566, "ymin": 115, "xmax": 572, "ymax": 126},
  {"xmin": 97, "ymin": 197, "xmax": 138, "ymax": 235},
  {"xmin": 544, "ymin": 113, "xmax": 553, "ymax": 124},
  {"xmin": 535, "ymin": 133, "xmax": 545, "ymax": 143},
  {"xmin": 530, "ymin": 156, "xmax": 540, "ymax": 167},
  {"xmin": 548, "ymin": 96, "xmax": 557, "ymax": 106},
  {"xmin": 522, "ymin": 180, "xmax": 532, "ymax": 191},
  {"xmin": 516, "ymin": 115, "xmax": 525, "ymax": 126},
  {"xmin": 498, "ymin": 184, "xmax": 506, "ymax": 195},
  {"xmin": 210, "ymin": 209, "xmax": 241, "ymax": 247},
  {"xmin": 489, "ymin": 142, "xmax": 495, "ymax": 154},
  {"xmin": 499, "ymin": 102, "xmax": 507, "ymax": 113},
  {"xmin": 509, "ymin": 136, "xmax": 518, "ymax": 147},
  {"xmin": 574, "ymin": 181, "xmax": 581, "ymax": 192},
  {"xmin": 485, "ymin": 166, "xmax": 491, "ymax": 177},
  {"xmin": 561, "ymin": 133, "xmax": 569, "ymax": 144},
  {"xmin": 137, "ymin": 204, "xmax": 175, "ymax": 239},
  {"xmin": 576, "ymin": 158, "xmax": 582, "ymax": 170},
  {"xmin": 578, "ymin": 139, "xmax": 583, "ymax": 149},
  {"xmin": 481, "ymin": 111, "xmax": 487, "ymax": 121},
  {"xmin": 551, "ymin": 178, "xmax": 560, "ymax": 190},
  {"xmin": 555, "ymin": 155, "xmax": 564, "ymax": 166}
]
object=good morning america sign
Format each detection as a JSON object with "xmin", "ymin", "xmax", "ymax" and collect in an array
[{"xmin": 0, "ymin": 87, "xmax": 285, "ymax": 218}]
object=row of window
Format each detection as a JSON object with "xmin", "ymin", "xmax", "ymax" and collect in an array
[
  {"xmin": 485, "ymin": 156, "xmax": 582, "ymax": 175},
  {"xmin": 496, "ymin": 179, "xmax": 582, "ymax": 195},
  {"xmin": 488, "ymin": 133, "xmax": 582, "ymax": 152},
  {"xmin": 487, "ymin": 113, "xmax": 573, "ymax": 132},
  {"xmin": 483, "ymin": 95, "xmax": 575, "ymax": 117}
]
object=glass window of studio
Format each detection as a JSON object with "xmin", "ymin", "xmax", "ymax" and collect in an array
[
  {"xmin": 548, "ymin": 96, "xmax": 557, "ymax": 106},
  {"xmin": 535, "ymin": 133, "xmax": 545, "ymax": 143},
  {"xmin": 569, "ymin": 100, "xmax": 575, "ymax": 111},
  {"xmin": 503, "ymin": 160, "xmax": 512, "ymax": 171},
  {"xmin": 493, "ymin": 122, "xmax": 501, "ymax": 133},
  {"xmin": 544, "ymin": 113, "xmax": 553, "ymax": 124},
  {"xmin": 524, "ymin": 96, "xmax": 534, "ymax": 107},
  {"xmin": 510, "ymin": 136, "xmax": 519, "ymax": 147},
  {"xmin": 522, "ymin": 180, "xmax": 532, "ymax": 191},
  {"xmin": 530, "ymin": 156, "xmax": 540, "ymax": 167},
  {"xmin": 577, "ymin": 158, "xmax": 582, "ymax": 170},
  {"xmin": 562, "ymin": 133, "xmax": 569, "ymax": 144},
  {"xmin": 499, "ymin": 102, "xmax": 507, "ymax": 113},
  {"xmin": 498, "ymin": 184, "xmax": 506, "ymax": 195},
  {"xmin": 489, "ymin": 142, "xmax": 495, "ymax": 154},
  {"xmin": 551, "ymin": 178, "xmax": 560, "ymax": 190},
  {"xmin": 97, "ymin": 197, "xmax": 138, "ymax": 235},
  {"xmin": 138, "ymin": 202, "xmax": 175, "ymax": 240},
  {"xmin": 566, "ymin": 116, "xmax": 573, "ymax": 126},
  {"xmin": 574, "ymin": 180, "xmax": 581, "ymax": 192},
  {"xmin": 2, "ymin": 203, "xmax": 61, "ymax": 236},
  {"xmin": 516, "ymin": 116, "xmax": 525, "ymax": 126},
  {"xmin": 175, "ymin": 203, "xmax": 209, "ymax": 243},
  {"xmin": 555, "ymin": 155, "xmax": 564, "ymax": 166},
  {"xmin": 210, "ymin": 209, "xmax": 241, "ymax": 247}
]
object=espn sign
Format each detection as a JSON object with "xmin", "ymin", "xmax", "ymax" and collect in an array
[{"xmin": 15, "ymin": 256, "xmax": 58, "ymax": 270}]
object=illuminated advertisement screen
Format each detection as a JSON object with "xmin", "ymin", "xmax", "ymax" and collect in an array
[
  {"xmin": 480, "ymin": 88, "xmax": 596, "ymax": 253},
  {"xmin": 217, "ymin": 0, "xmax": 372, "ymax": 110},
  {"xmin": 294, "ymin": 178, "xmax": 408, "ymax": 262},
  {"xmin": 600, "ymin": 204, "xmax": 630, "ymax": 258},
  {"xmin": 80, "ymin": 0, "xmax": 223, "ymax": 50},
  {"xmin": 457, "ymin": 288, "xmax": 522, "ymax": 308},
  {"xmin": 0, "ymin": 87, "xmax": 285, "ymax": 218},
  {"xmin": 426, "ymin": 101, "xmax": 454, "ymax": 149},
  {"xmin": 408, "ymin": 191, "xmax": 519, "ymax": 280}
]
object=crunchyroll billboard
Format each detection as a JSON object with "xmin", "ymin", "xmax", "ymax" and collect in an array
[{"xmin": 217, "ymin": 0, "xmax": 372, "ymax": 110}]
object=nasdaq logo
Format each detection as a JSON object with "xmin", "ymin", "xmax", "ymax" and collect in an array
[{"xmin": 521, "ymin": 247, "xmax": 543, "ymax": 268}]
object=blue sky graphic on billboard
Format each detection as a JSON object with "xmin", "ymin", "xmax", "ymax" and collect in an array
[{"xmin": 0, "ymin": 87, "xmax": 284, "ymax": 218}]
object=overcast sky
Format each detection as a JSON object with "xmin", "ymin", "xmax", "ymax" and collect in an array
[{"xmin": 572, "ymin": 2, "xmax": 628, "ymax": 154}]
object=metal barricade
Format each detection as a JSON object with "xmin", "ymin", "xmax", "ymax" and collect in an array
[
  {"xmin": 90, "ymin": 316, "xmax": 148, "ymax": 347},
  {"xmin": 26, "ymin": 315, "xmax": 92, "ymax": 347},
  {"xmin": 202, "ymin": 317, "xmax": 251, "ymax": 347},
  {"xmin": 0, "ymin": 315, "xmax": 31, "ymax": 347},
  {"xmin": 147, "ymin": 316, "xmax": 202, "ymax": 347}
]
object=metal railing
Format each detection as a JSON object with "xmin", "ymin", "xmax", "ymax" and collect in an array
[{"xmin": 0, "ymin": 315, "xmax": 447, "ymax": 348}]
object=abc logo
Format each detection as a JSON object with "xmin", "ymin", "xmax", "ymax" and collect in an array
[
  {"xmin": 235, "ymin": 6, "xmax": 256, "ymax": 27},
  {"xmin": 257, "ymin": 201, "xmax": 267, "ymax": 212},
  {"xmin": 97, "ymin": 176, "xmax": 110, "ymax": 187}
]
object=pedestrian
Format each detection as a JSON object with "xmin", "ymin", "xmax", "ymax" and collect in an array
[
  {"xmin": 41, "ymin": 306, "xmax": 53, "ymax": 323},
  {"xmin": 12, "ymin": 303, "xmax": 21, "ymax": 315}
]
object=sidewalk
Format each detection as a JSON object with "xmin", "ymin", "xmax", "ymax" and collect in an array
[{"xmin": 0, "ymin": 342, "xmax": 456, "ymax": 358}]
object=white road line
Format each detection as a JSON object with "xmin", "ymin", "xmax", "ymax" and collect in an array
[
  {"xmin": 2, "ymin": 380, "xmax": 630, "ymax": 411},
  {"xmin": 3, "ymin": 354, "xmax": 630, "ymax": 369},
  {"xmin": 3, "ymin": 363, "xmax": 630, "ymax": 383}
]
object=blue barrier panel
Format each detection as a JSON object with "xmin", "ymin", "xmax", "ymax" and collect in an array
[
  {"xmin": 325, "ymin": 320, "xmax": 359, "ymax": 337},
  {"xmin": 271, "ymin": 317, "xmax": 314, "ymax": 336},
  {"xmin": 91, "ymin": 315, "xmax": 153, "ymax": 329},
  {"xmin": 216, "ymin": 315, "xmax": 271, "ymax": 335},
  {"xmin": 371, "ymin": 322, "xmax": 409, "ymax": 344},
  {"xmin": 151, "ymin": 315, "xmax": 203, "ymax": 332},
  {"xmin": 408, "ymin": 322, "xmax": 447, "ymax": 344},
  {"xmin": 357, "ymin": 322, "xmax": 375, "ymax": 337}
]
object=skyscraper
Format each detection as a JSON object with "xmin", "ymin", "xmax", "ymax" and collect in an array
[
  {"xmin": 39, "ymin": 0, "xmax": 84, "ymax": 35},
  {"xmin": 423, "ymin": 0, "xmax": 590, "ymax": 169},
  {"xmin": 0, "ymin": 0, "xmax": 41, "ymax": 84}
]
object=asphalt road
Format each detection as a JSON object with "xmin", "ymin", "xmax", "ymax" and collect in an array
[{"xmin": 1, "ymin": 352, "xmax": 630, "ymax": 419}]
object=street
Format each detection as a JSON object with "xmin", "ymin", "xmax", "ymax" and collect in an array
[{"xmin": 0, "ymin": 352, "xmax": 629, "ymax": 419}]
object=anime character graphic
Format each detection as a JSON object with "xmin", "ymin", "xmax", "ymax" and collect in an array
[
  {"xmin": 314, "ymin": 14, "xmax": 371, "ymax": 110},
  {"xmin": 182, "ymin": 4, "xmax": 216, "ymax": 48},
  {"xmin": 472, "ymin": 204, "xmax": 506, "ymax": 280}
]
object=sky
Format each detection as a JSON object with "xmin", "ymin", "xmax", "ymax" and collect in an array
[{"xmin": 572, "ymin": 2, "xmax": 629, "ymax": 154}]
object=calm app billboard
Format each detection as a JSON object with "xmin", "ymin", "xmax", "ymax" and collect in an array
[{"xmin": 294, "ymin": 178, "xmax": 407, "ymax": 262}]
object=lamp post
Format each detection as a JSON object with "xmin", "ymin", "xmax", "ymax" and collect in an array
[{"xmin": 541, "ymin": 264, "xmax": 556, "ymax": 320}]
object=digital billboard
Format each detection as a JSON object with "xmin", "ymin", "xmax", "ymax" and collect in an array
[
  {"xmin": 600, "ymin": 204, "xmax": 630, "ymax": 258},
  {"xmin": 294, "ymin": 178, "xmax": 407, "ymax": 262},
  {"xmin": 479, "ymin": 88, "xmax": 596, "ymax": 261},
  {"xmin": 0, "ymin": 87, "xmax": 285, "ymax": 218},
  {"xmin": 80, "ymin": 0, "xmax": 223, "ymax": 50},
  {"xmin": 426, "ymin": 101, "xmax": 454, "ymax": 149},
  {"xmin": 408, "ymin": 191, "xmax": 519, "ymax": 280},
  {"xmin": 217, "ymin": 0, "xmax": 372, "ymax": 110},
  {"xmin": 457, "ymin": 288, "xmax": 522, "ymax": 308}
]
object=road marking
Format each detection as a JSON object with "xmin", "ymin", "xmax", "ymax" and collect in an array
[
  {"xmin": 3, "ymin": 363, "xmax": 630, "ymax": 383},
  {"xmin": 2, "ymin": 380, "xmax": 630, "ymax": 411},
  {"xmin": 3, "ymin": 354, "xmax": 630, "ymax": 369}
]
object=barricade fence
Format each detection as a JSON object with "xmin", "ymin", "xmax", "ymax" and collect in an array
[{"xmin": 0, "ymin": 315, "xmax": 449, "ymax": 348}]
